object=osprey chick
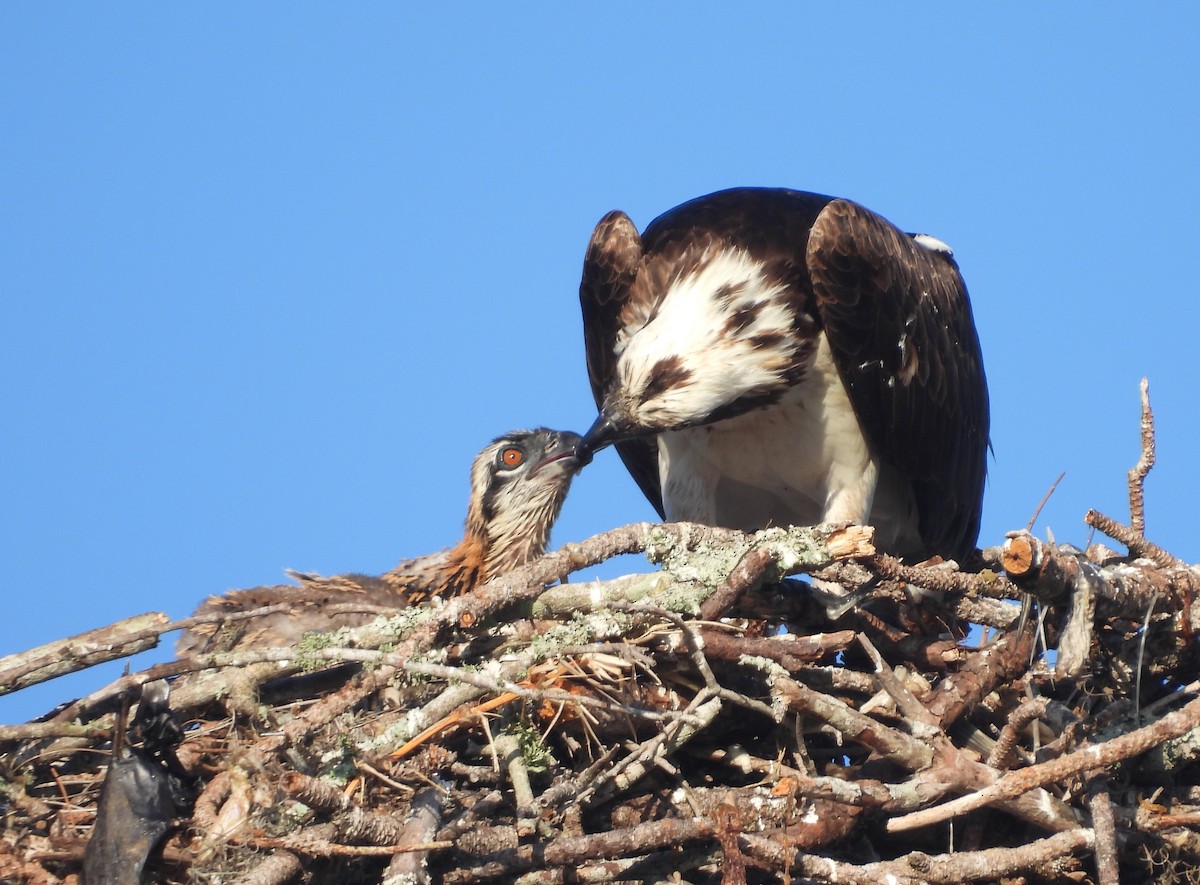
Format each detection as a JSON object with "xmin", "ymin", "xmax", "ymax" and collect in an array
[
  {"xmin": 178, "ymin": 428, "xmax": 582, "ymax": 653},
  {"xmin": 578, "ymin": 188, "xmax": 988, "ymax": 561}
]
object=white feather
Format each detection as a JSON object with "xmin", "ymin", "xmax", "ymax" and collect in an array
[
  {"xmin": 616, "ymin": 249, "xmax": 802, "ymax": 426},
  {"xmin": 911, "ymin": 233, "xmax": 953, "ymax": 255},
  {"xmin": 658, "ymin": 336, "xmax": 878, "ymax": 530}
]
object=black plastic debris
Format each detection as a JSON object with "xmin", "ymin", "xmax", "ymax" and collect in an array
[{"xmin": 82, "ymin": 680, "xmax": 194, "ymax": 885}]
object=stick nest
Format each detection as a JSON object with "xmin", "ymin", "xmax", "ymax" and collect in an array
[{"xmin": 3, "ymin": 383, "xmax": 1199, "ymax": 885}]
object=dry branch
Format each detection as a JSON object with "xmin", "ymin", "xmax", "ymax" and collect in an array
[{"xmin": 0, "ymin": 612, "xmax": 169, "ymax": 696}]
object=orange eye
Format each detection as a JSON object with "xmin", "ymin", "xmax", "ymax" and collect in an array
[{"xmin": 500, "ymin": 447, "xmax": 524, "ymax": 469}]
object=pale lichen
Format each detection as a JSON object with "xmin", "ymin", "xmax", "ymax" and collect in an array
[
  {"xmin": 648, "ymin": 524, "xmax": 838, "ymax": 592},
  {"xmin": 757, "ymin": 525, "xmax": 837, "ymax": 573},
  {"xmin": 653, "ymin": 536, "xmax": 750, "ymax": 586},
  {"xmin": 526, "ymin": 610, "xmax": 635, "ymax": 657},
  {"xmin": 355, "ymin": 706, "xmax": 429, "ymax": 756},
  {"xmin": 737, "ymin": 654, "xmax": 789, "ymax": 684},
  {"xmin": 738, "ymin": 654, "xmax": 791, "ymax": 722}
]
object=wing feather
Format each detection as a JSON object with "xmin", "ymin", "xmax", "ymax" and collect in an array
[
  {"xmin": 579, "ymin": 211, "xmax": 665, "ymax": 516},
  {"xmin": 808, "ymin": 199, "xmax": 989, "ymax": 558}
]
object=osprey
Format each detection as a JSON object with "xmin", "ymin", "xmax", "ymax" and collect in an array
[
  {"xmin": 577, "ymin": 188, "xmax": 988, "ymax": 561},
  {"xmin": 178, "ymin": 428, "xmax": 583, "ymax": 653}
]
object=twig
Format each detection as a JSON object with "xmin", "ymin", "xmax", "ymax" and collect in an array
[
  {"xmin": 490, "ymin": 730, "xmax": 537, "ymax": 834},
  {"xmin": 741, "ymin": 827, "xmax": 1096, "ymax": 885},
  {"xmin": 697, "ymin": 628, "xmax": 856, "ymax": 669},
  {"xmin": 399, "ymin": 658, "xmax": 691, "ymax": 725},
  {"xmin": 230, "ymin": 849, "xmax": 305, "ymax": 885},
  {"xmin": 581, "ymin": 695, "xmax": 723, "ymax": 808},
  {"xmin": 988, "ymin": 697, "xmax": 1050, "ymax": 769},
  {"xmin": 430, "ymin": 521, "xmax": 866, "ymax": 643},
  {"xmin": 888, "ymin": 693, "xmax": 1200, "ymax": 832},
  {"xmin": 773, "ymin": 674, "xmax": 935, "ymax": 772},
  {"xmin": 1027, "ymin": 471, "xmax": 1067, "ymax": 532},
  {"xmin": 1086, "ymin": 775, "xmax": 1120, "ymax": 885},
  {"xmin": 611, "ymin": 601, "xmax": 780, "ymax": 720},
  {"xmin": 279, "ymin": 771, "xmax": 353, "ymax": 813},
  {"xmin": 1128, "ymin": 377, "xmax": 1155, "ymax": 536},
  {"xmin": 437, "ymin": 789, "xmax": 505, "ymax": 843},
  {"xmin": 0, "ymin": 598, "xmax": 392, "ymax": 700},
  {"xmin": 0, "ymin": 721, "xmax": 114, "ymax": 742},
  {"xmin": 0, "ymin": 612, "xmax": 170, "ymax": 697},
  {"xmin": 532, "ymin": 745, "xmax": 620, "ymax": 813},
  {"xmin": 713, "ymin": 802, "xmax": 748, "ymax": 885},
  {"xmin": 925, "ymin": 612, "xmax": 1035, "ymax": 730},
  {"xmin": 249, "ymin": 835, "xmax": 451, "ymax": 857},
  {"xmin": 388, "ymin": 685, "xmax": 505, "ymax": 761},
  {"xmin": 442, "ymin": 816, "xmax": 714, "ymax": 882},
  {"xmin": 383, "ymin": 785, "xmax": 449, "ymax": 883},
  {"xmin": 1085, "ymin": 509, "xmax": 1183, "ymax": 570},
  {"xmin": 507, "ymin": 848, "xmax": 722, "ymax": 884},
  {"xmin": 699, "ymin": 546, "xmax": 778, "ymax": 620},
  {"xmin": 864, "ymin": 553, "xmax": 1003, "ymax": 596},
  {"xmin": 1003, "ymin": 529, "xmax": 1192, "ymax": 617},
  {"xmin": 856, "ymin": 633, "xmax": 941, "ymax": 732}
]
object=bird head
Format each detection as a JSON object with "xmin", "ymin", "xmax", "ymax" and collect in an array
[
  {"xmin": 578, "ymin": 348, "xmax": 769, "ymax": 463},
  {"xmin": 579, "ymin": 247, "xmax": 807, "ymax": 463},
  {"xmin": 464, "ymin": 428, "xmax": 584, "ymax": 573},
  {"xmin": 177, "ymin": 429, "xmax": 587, "ymax": 656}
]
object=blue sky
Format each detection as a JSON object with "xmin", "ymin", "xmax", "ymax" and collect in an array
[{"xmin": 3, "ymin": 7, "xmax": 1197, "ymax": 723}]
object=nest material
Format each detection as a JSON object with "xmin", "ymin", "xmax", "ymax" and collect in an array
[{"xmin": 3, "ymin": 386, "xmax": 1199, "ymax": 885}]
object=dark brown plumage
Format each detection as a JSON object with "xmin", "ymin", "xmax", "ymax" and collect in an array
[
  {"xmin": 579, "ymin": 187, "xmax": 989, "ymax": 561},
  {"xmin": 177, "ymin": 428, "xmax": 582, "ymax": 654}
]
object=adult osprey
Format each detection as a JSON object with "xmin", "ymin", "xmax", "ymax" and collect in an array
[{"xmin": 578, "ymin": 188, "xmax": 988, "ymax": 561}]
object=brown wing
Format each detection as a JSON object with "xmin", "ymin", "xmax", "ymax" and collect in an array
[
  {"xmin": 176, "ymin": 574, "xmax": 400, "ymax": 655},
  {"xmin": 807, "ymin": 199, "xmax": 989, "ymax": 559},
  {"xmin": 579, "ymin": 210, "xmax": 665, "ymax": 516}
]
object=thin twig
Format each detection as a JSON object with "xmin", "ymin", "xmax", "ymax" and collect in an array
[
  {"xmin": 1026, "ymin": 471, "xmax": 1066, "ymax": 532},
  {"xmin": 1086, "ymin": 775, "xmax": 1120, "ymax": 885},
  {"xmin": 1085, "ymin": 509, "xmax": 1183, "ymax": 570},
  {"xmin": 1128, "ymin": 377, "xmax": 1155, "ymax": 536}
]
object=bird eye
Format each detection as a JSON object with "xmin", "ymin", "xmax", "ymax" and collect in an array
[{"xmin": 498, "ymin": 447, "xmax": 525, "ymax": 470}]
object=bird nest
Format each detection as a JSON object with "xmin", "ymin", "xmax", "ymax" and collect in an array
[{"xmin": 3, "ymin": 389, "xmax": 1199, "ymax": 885}]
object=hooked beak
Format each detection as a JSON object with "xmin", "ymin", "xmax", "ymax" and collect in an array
[
  {"xmin": 530, "ymin": 430, "xmax": 584, "ymax": 475},
  {"xmin": 577, "ymin": 413, "xmax": 624, "ymax": 466}
]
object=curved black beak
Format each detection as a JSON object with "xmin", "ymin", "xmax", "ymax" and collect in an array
[
  {"xmin": 577, "ymin": 413, "xmax": 622, "ymax": 466},
  {"xmin": 531, "ymin": 430, "xmax": 584, "ymax": 475}
]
